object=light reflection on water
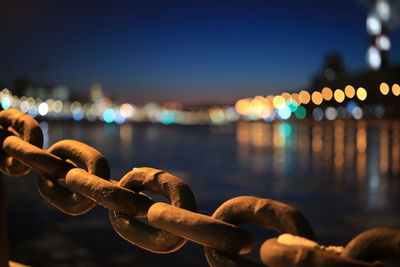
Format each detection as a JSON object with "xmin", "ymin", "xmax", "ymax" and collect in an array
[
  {"xmin": 235, "ymin": 120, "xmax": 400, "ymax": 212},
  {"xmin": 248, "ymin": 120, "xmax": 396, "ymax": 217},
  {"xmin": 6, "ymin": 120, "xmax": 400, "ymax": 266}
]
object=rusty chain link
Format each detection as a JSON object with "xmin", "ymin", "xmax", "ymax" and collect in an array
[{"xmin": 0, "ymin": 108, "xmax": 399, "ymax": 266}]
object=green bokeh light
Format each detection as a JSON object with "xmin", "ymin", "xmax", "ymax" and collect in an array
[{"xmin": 295, "ymin": 106, "xmax": 307, "ymax": 119}]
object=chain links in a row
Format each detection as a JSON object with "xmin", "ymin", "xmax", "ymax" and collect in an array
[{"xmin": 0, "ymin": 108, "xmax": 399, "ymax": 266}]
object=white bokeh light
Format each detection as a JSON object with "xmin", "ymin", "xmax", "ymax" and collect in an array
[
  {"xmin": 367, "ymin": 15, "xmax": 381, "ymax": 35},
  {"xmin": 367, "ymin": 46, "xmax": 382, "ymax": 69},
  {"xmin": 38, "ymin": 102, "xmax": 49, "ymax": 116},
  {"xmin": 377, "ymin": 35, "xmax": 391, "ymax": 50},
  {"xmin": 376, "ymin": 0, "xmax": 390, "ymax": 21}
]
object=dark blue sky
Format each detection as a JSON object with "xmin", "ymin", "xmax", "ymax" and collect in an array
[{"xmin": 1, "ymin": 0, "xmax": 400, "ymax": 104}]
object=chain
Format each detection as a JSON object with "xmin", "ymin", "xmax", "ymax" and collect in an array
[{"xmin": 0, "ymin": 108, "xmax": 399, "ymax": 266}]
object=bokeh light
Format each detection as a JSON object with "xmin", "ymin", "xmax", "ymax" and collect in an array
[
  {"xmin": 352, "ymin": 107, "xmax": 363, "ymax": 120},
  {"xmin": 377, "ymin": 35, "xmax": 391, "ymax": 51},
  {"xmin": 103, "ymin": 109, "xmax": 116, "ymax": 123},
  {"xmin": 344, "ymin": 85, "xmax": 355, "ymax": 98},
  {"xmin": 295, "ymin": 106, "xmax": 307, "ymax": 119},
  {"xmin": 366, "ymin": 14, "xmax": 381, "ymax": 35},
  {"xmin": 311, "ymin": 91, "xmax": 323, "ymax": 105},
  {"xmin": 322, "ymin": 87, "xmax": 333, "ymax": 101},
  {"xmin": 1, "ymin": 97, "xmax": 11, "ymax": 109},
  {"xmin": 273, "ymin": 96, "xmax": 286, "ymax": 109},
  {"xmin": 312, "ymin": 107, "xmax": 324, "ymax": 121},
  {"xmin": 281, "ymin": 92, "xmax": 291, "ymax": 100},
  {"xmin": 235, "ymin": 99, "xmax": 251, "ymax": 115},
  {"xmin": 367, "ymin": 46, "xmax": 381, "ymax": 69},
  {"xmin": 291, "ymin": 93, "xmax": 300, "ymax": 104},
  {"xmin": 299, "ymin": 90, "xmax": 310, "ymax": 104},
  {"xmin": 38, "ymin": 102, "xmax": 49, "ymax": 116},
  {"xmin": 380, "ymin": 82, "xmax": 389, "ymax": 95},
  {"xmin": 334, "ymin": 89, "xmax": 345, "ymax": 103},
  {"xmin": 392, "ymin": 84, "xmax": 400, "ymax": 96},
  {"xmin": 277, "ymin": 105, "xmax": 291, "ymax": 120},
  {"xmin": 120, "ymin": 103, "xmax": 135, "ymax": 118},
  {"xmin": 356, "ymin": 87, "xmax": 367, "ymax": 101},
  {"xmin": 160, "ymin": 110, "xmax": 175, "ymax": 125},
  {"xmin": 325, "ymin": 107, "xmax": 337, "ymax": 121},
  {"xmin": 286, "ymin": 99, "xmax": 298, "ymax": 112},
  {"xmin": 209, "ymin": 108, "xmax": 225, "ymax": 125}
]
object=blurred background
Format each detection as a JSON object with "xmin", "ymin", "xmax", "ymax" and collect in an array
[{"xmin": 1, "ymin": 0, "xmax": 400, "ymax": 266}]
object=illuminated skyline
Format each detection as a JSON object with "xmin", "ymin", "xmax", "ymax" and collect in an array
[{"xmin": 1, "ymin": 0, "xmax": 400, "ymax": 104}]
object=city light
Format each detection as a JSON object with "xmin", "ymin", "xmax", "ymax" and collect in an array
[
  {"xmin": 209, "ymin": 108, "xmax": 226, "ymax": 125},
  {"xmin": 334, "ymin": 89, "xmax": 345, "ymax": 103},
  {"xmin": 366, "ymin": 15, "xmax": 381, "ymax": 35},
  {"xmin": 344, "ymin": 85, "xmax": 355, "ymax": 98},
  {"xmin": 160, "ymin": 110, "xmax": 176, "ymax": 125},
  {"xmin": 1, "ymin": 97, "xmax": 11, "ymax": 109},
  {"xmin": 377, "ymin": 35, "xmax": 391, "ymax": 51},
  {"xmin": 356, "ymin": 87, "xmax": 367, "ymax": 101},
  {"xmin": 311, "ymin": 91, "xmax": 323, "ymax": 105},
  {"xmin": 312, "ymin": 108, "xmax": 324, "ymax": 121},
  {"xmin": 276, "ymin": 105, "xmax": 291, "ymax": 120},
  {"xmin": 1, "ymin": 80, "xmax": 398, "ymax": 126},
  {"xmin": 295, "ymin": 106, "xmax": 307, "ymax": 119},
  {"xmin": 352, "ymin": 107, "xmax": 363, "ymax": 120},
  {"xmin": 325, "ymin": 107, "xmax": 337, "ymax": 121},
  {"xmin": 299, "ymin": 90, "xmax": 310, "ymax": 104},
  {"xmin": 120, "ymin": 103, "xmax": 135, "ymax": 118},
  {"xmin": 392, "ymin": 84, "xmax": 400, "ymax": 96},
  {"xmin": 367, "ymin": 46, "xmax": 382, "ymax": 69},
  {"xmin": 380, "ymin": 82, "xmax": 390, "ymax": 95},
  {"xmin": 286, "ymin": 98, "xmax": 298, "ymax": 112},
  {"xmin": 322, "ymin": 87, "xmax": 333, "ymax": 101},
  {"xmin": 273, "ymin": 96, "xmax": 286, "ymax": 108},
  {"xmin": 103, "ymin": 109, "xmax": 116, "ymax": 123},
  {"xmin": 281, "ymin": 92, "xmax": 291, "ymax": 100},
  {"xmin": 38, "ymin": 102, "xmax": 49, "ymax": 116},
  {"xmin": 235, "ymin": 99, "xmax": 250, "ymax": 115}
]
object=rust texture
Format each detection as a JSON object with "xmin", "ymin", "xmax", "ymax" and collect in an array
[
  {"xmin": 260, "ymin": 237, "xmax": 377, "ymax": 267},
  {"xmin": 0, "ymin": 109, "xmax": 43, "ymax": 176},
  {"xmin": 0, "ymin": 109, "xmax": 398, "ymax": 266},
  {"xmin": 204, "ymin": 196, "xmax": 315, "ymax": 266},
  {"xmin": 148, "ymin": 202, "xmax": 254, "ymax": 254},
  {"xmin": 66, "ymin": 168, "xmax": 153, "ymax": 217},
  {"xmin": 37, "ymin": 139, "xmax": 110, "ymax": 215},
  {"xmin": 342, "ymin": 228, "xmax": 400, "ymax": 262},
  {"xmin": 109, "ymin": 167, "xmax": 196, "ymax": 253}
]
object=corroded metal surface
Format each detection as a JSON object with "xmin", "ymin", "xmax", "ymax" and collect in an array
[
  {"xmin": 66, "ymin": 168, "xmax": 153, "ymax": 217},
  {"xmin": 148, "ymin": 202, "xmax": 254, "ymax": 254},
  {"xmin": 0, "ymin": 109, "xmax": 398, "ymax": 266},
  {"xmin": 204, "ymin": 196, "xmax": 315, "ymax": 266},
  {"xmin": 37, "ymin": 140, "xmax": 110, "ymax": 215},
  {"xmin": 342, "ymin": 228, "xmax": 400, "ymax": 263},
  {"xmin": 109, "ymin": 167, "xmax": 197, "ymax": 253},
  {"xmin": 0, "ymin": 109, "xmax": 43, "ymax": 176},
  {"xmin": 259, "ymin": 237, "xmax": 376, "ymax": 267}
]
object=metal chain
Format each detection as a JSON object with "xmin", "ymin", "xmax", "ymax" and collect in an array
[{"xmin": 0, "ymin": 108, "xmax": 399, "ymax": 266}]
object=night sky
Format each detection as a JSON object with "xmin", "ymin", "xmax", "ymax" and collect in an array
[{"xmin": 1, "ymin": 0, "xmax": 400, "ymax": 104}]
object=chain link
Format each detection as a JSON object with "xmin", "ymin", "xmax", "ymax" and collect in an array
[
  {"xmin": 109, "ymin": 167, "xmax": 196, "ymax": 253},
  {"xmin": 204, "ymin": 196, "xmax": 315, "ymax": 266},
  {"xmin": 0, "ymin": 109, "xmax": 43, "ymax": 176},
  {"xmin": 0, "ymin": 108, "xmax": 399, "ymax": 266}
]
